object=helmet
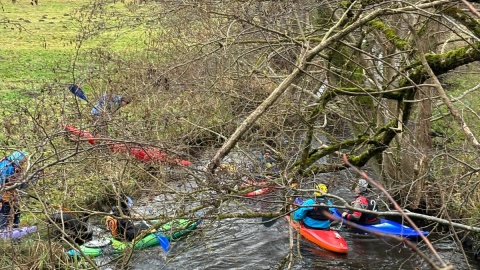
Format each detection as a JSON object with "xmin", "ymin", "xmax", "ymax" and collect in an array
[
  {"xmin": 8, "ymin": 151, "xmax": 28, "ymax": 166},
  {"xmin": 220, "ymin": 163, "xmax": 236, "ymax": 172},
  {"xmin": 314, "ymin": 183, "xmax": 328, "ymax": 196},
  {"xmin": 357, "ymin": 179, "xmax": 368, "ymax": 192}
]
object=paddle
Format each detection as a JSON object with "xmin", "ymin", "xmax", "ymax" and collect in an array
[
  {"xmin": 141, "ymin": 220, "xmax": 170, "ymax": 252},
  {"xmin": 262, "ymin": 198, "xmax": 302, "ymax": 227},
  {"xmin": 153, "ymin": 211, "xmax": 205, "ymax": 251},
  {"xmin": 262, "ymin": 216, "xmax": 280, "ymax": 227},
  {"xmin": 156, "ymin": 232, "xmax": 170, "ymax": 252}
]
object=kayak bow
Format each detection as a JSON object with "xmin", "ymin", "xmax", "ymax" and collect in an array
[{"xmin": 67, "ymin": 219, "xmax": 200, "ymax": 258}]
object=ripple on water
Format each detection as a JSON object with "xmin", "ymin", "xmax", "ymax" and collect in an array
[{"xmin": 162, "ymin": 218, "xmax": 289, "ymax": 270}]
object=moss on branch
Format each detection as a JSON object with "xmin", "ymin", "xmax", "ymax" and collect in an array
[
  {"xmin": 367, "ymin": 19, "xmax": 410, "ymax": 51},
  {"xmin": 404, "ymin": 42, "xmax": 480, "ymax": 85}
]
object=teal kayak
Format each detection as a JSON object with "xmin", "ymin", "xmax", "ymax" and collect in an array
[{"xmin": 67, "ymin": 219, "xmax": 200, "ymax": 257}]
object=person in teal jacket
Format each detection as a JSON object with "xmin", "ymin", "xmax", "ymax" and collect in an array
[
  {"xmin": 0, "ymin": 151, "xmax": 28, "ymax": 229},
  {"xmin": 293, "ymin": 183, "xmax": 334, "ymax": 230}
]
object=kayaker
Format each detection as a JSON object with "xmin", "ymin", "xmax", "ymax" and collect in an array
[
  {"xmin": 293, "ymin": 183, "xmax": 335, "ymax": 230},
  {"xmin": 91, "ymin": 94, "xmax": 131, "ymax": 135},
  {"xmin": 105, "ymin": 195, "xmax": 150, "ymax": 242},
  {"xmin": 260, "ymin": 149, "xmax": 279, "ymax": 175},
  {"xmin": 91, "ymin": 94, "xmax": 131, "ymax": 117},
  {"xmin": 0, "ymin": 151, "xmax": 28, "ymax": 229},
  {"xmin": 341, "ymin": 179, "xmax": 379, "ymax": 224},
  {"xmin": 49, "ymin": 211, "xmax": 93, "ymax": 244}
]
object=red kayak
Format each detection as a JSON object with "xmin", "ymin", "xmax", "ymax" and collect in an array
[
  {"xmin": 63, "ymin": 125, "xmax": 98, "ymax": 145},
  {"xmin": 63, "ymin": 124, "xmax": 190, "ymax": 166},
  {"xmin": 241, "ymin": 178, "xmax": 276, "ymax": 197},
  {"xmin": 285, "ymin": 216, "xmax": 348, "ymax": 254}
]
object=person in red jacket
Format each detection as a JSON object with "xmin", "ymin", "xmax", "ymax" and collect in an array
[{"xmin": 342, "ymin": 179, "xmax": 379, "ymax": 224}]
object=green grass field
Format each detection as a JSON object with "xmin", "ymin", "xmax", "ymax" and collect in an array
[
  {"xmin": 0, "ymin": 0, "xmax": 146, "ymax": 95},
  {"xmin": 1, "ymin": 0, "xmax": 84, "ymax": 91}
]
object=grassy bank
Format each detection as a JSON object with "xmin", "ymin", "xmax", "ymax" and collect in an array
[
  {"xmin": 1, "ymin": 0, "xmax": 85, "ymax": 91},
  {"xmin": 0, "ymin": 0, "xmax": 147, "ymax": 94}
]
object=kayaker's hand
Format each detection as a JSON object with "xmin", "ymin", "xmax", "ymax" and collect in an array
[{"xmin": 342, "ymin": 212, "xmax": 348, "ymax": 218}]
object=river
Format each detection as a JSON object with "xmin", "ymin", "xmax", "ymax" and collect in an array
[
  {"xmin": 91, "ymin": 153, "xmax": 480, "ymax": 270},
  {"xmin": 94, "ymin": 187, "xmax": 480, "ymax": 270}
]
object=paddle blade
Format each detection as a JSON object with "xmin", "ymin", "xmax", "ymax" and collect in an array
[
  {"xmin": 156, "ymin": 233, "xmax": 170, "ymax": 252},
  {"xmin": 68, "ymin": 84, "xmax": 88, "ymax": 102},
  {"xmin": 261, "ymin": 217, "xmax": 277, "ymax": 227},
  {"xmin": 294, "ymin": 198, "xmax": 304, "ymax": 205}
]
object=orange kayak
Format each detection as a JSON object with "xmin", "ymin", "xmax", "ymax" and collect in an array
[{"xmin": 286, "ymin": 216, "xmax": 348, "ymax": 254}]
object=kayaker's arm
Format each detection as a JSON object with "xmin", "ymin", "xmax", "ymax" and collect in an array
[
  {"xmin": 342, "ymin": 211, "xmax": 361, "ymax": 222},
  {"xmin": 342, "ymin": 197, "xmax": 364, "ymax": 222}
]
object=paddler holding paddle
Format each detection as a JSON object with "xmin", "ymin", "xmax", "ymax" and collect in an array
[
  {"xmin": 341, "ymin": 179, "xmax": 380, "ymax": 224},
  {"xmin": 293, "ymin": 183, "xmax": 335, "ymax": 230}
]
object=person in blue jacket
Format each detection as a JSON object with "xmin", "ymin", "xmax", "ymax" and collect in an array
[
  {"xmin": 91, "ymin": 94, "xmax": 131, "ymax": 116},
  {"xmin": 0, "ymin": 151, "xmax": 28, "ymax": 229},
  {"xmin": 293, "ymin": 183, "xmax": 334, "ymax": 229}
]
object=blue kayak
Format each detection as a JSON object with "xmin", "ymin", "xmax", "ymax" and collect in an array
[{"xmin": 333, "ymin": 209, "xmax": 429, "ymax": 238}]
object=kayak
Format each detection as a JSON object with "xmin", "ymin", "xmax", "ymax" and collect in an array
[
  {"xmin": 0, "ymin": 226, "xmax": 37, "ymax": 239},
  {"xmin": 241, "ymin": 178, "xmax": 277, "ymax": 197},
  {"xmin": 289, "ymin": 198, "xmax": 348, "ymax": 253},
  {"xmin": 62, "ymin": 124, "xmax": 190, "ymax": 166},
  {"xmin": 333, "ymin": 209, "xmax": 429, "ymax": 238},
  {"xmin": 67, "ymin": 219, "xmax": 200, "ymax": 258},
  {"xmin": 286, "ymin": 216, "xmax": 348, "ymax": 254}
]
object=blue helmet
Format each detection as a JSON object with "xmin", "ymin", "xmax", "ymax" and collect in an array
[{"xmin": 8, "ymin": 151, "xmax": 28, "ymax": 166}]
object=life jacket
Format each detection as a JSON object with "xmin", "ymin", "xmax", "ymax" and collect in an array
[
  {"xmin": 105, "ymin": 216, "xmax": 118, "ymax": 238},
  {"xmin": 357, "ymin": 195, "xmax": 378, "ymax": 223},
  {"xmin": 305, "ymin": 197, "xmax": 330, "ymax": 221}
]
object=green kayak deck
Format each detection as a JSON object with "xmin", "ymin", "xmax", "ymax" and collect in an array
[{"xmin": 67, "ymin": 218, "xmax": 200, "ymax": 257}]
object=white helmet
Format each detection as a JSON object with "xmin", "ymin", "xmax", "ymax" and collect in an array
[{"xmin": 357, "ymin": 179, "xmax": 368, "ymax": 192}]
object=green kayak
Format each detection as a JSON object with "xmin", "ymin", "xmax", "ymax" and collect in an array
[{"xmin": 67, "ymin": 219, "xmax": 200, "ymax": 258}]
